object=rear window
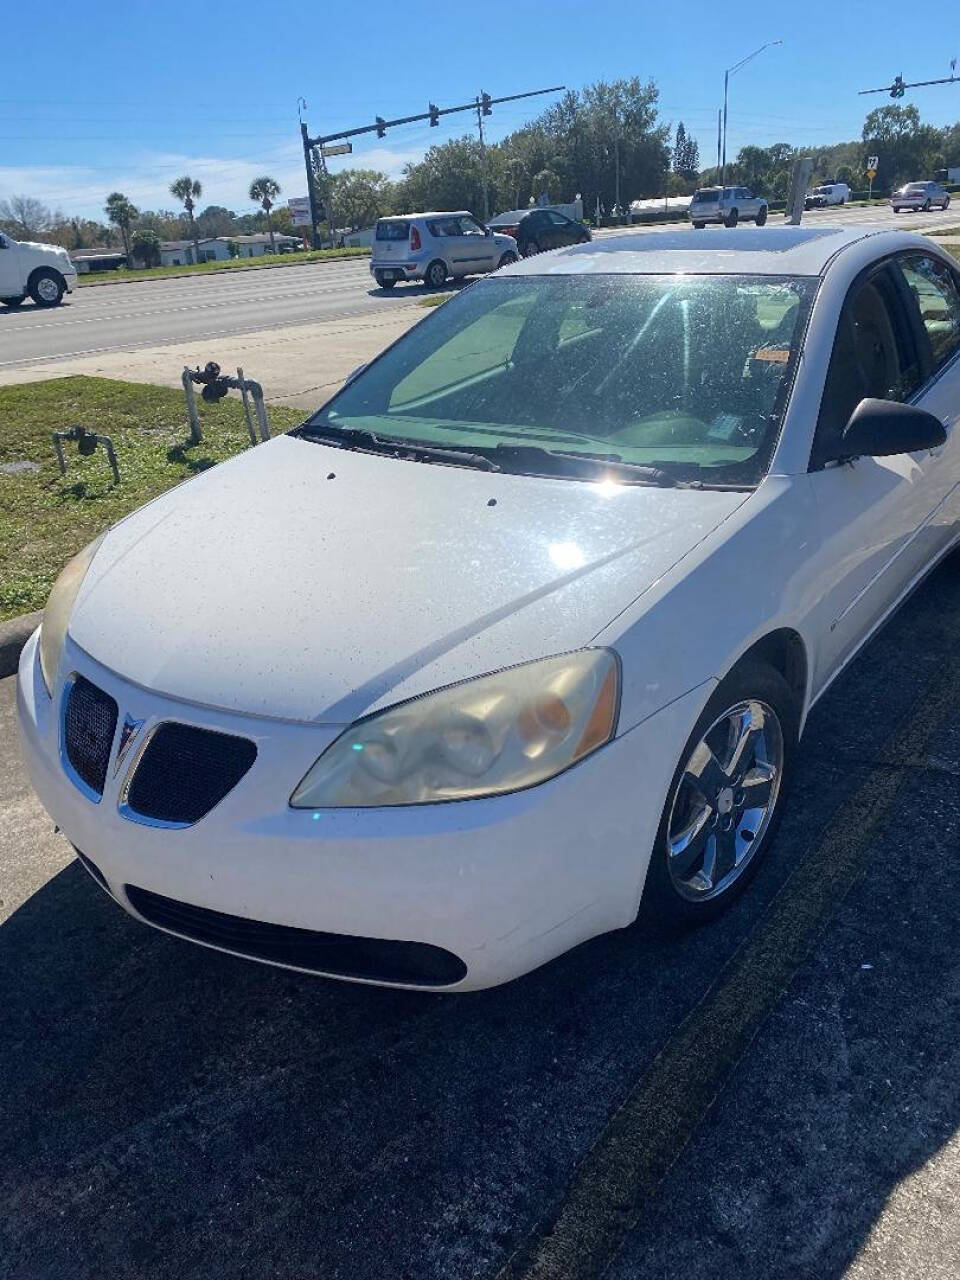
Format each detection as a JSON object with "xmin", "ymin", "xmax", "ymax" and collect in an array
[
  {"xmin": 693, "ymin": 189, "xmax": 720, "ymax": 203},
  {"xmin": 905, "ymin": 184, "xmax": 926, "ymax": 193},
  {"xmin": 376, "ymin": 220, "xmax": 410, "ymax": 241}
]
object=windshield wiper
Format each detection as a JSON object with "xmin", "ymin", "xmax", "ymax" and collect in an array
[
  {"xmin": 489, "ymin": 444, "xmax": 676, "ymax": 485},
  {"xmin": 296, "ymin": 423, "xmax": 501, "ymax": 472}
]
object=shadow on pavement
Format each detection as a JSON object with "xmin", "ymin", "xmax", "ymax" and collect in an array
[{"xmin": 3, "ymin": 565, "xmax": 960, "ymax": 1279}]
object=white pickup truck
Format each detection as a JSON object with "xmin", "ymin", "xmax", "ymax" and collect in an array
[{"xmin": 0, "ymin": 230, "xmax": 77, "ymax": 308}]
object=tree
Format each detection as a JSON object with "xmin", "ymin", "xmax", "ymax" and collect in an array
[
  {"xmin": 195, "ymin": 205, "xmax": 237, "ymax": 238},
  {"xmin": 398, "ymin": 138, "xmax": 489, "ymax": 215},
  {"xmin": 170, "ymin": 176, "xmax": 202, "ymax": 262},
  {"xmin": 672, "ymin": 122, "xmax": 700, "ymax": 178},
  {"xmin": 104, "ymin": 192, "xmax": 139, "ymax": 256},
  {"xmin": 532, "ymin": 169, "xmax": 560, "ymax": 201},
  {"xmin": 249, "ymin": 176, "xmax": 281, "ymax": 252},
  {"xmin": 862, "ymin": 104, "xmax": 941, "ymax": 189},
  {"xmin": 328, "ymin": 169, "xmax": 394, "ymax": 230},
  {"xmin": 0, "ymin": 195, "xmax": 53, "ymax": 238},
  {"xmin": 131, "ymin": 228, "xmax": 161, "ymax": 268}
]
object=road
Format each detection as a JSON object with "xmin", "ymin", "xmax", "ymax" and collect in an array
[
  {"xmin": 5, "ymin": 559, "xmax": 960, "ymax": 1278},
  {"xmin": 2, "ymin": 203, "xmax": 958, "ymax": 372}
]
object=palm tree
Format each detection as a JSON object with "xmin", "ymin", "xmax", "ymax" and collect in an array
[
  {"xmin": 505, "ymin": 157, "xmax": 526, "ymax": 209},
  {"xmin": 249, "ymin": 176, "xmax": 281, "ymax": 252},
  {"xmin": 104, "ymin": 192, "xmax": 139, "ymax": 257},
  {"xmin": 170, "ymin": 176, "xmax": 202, "ymax": 263}
]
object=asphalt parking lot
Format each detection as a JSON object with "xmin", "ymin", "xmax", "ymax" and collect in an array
[{"xmin": 4, "ymin": 561, "xmax": 960, "ymax": 1279}]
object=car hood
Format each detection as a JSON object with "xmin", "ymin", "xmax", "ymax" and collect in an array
[
  {"xmin": 69, "ymin": 436, "xmax": 748, "ymax": 724},
  {"xmin": 18, "ymin": 239, "xmax": 71, "ymax": 260}
]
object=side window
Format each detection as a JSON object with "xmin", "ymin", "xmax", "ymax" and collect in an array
[
  {"xmin": 897, "ymin": 253, "xmax": 960, "ymax": 371},
  {"xmin": 812, "ymin": 266, "xmax": 923, "ymax": 468},
  {"xmin": 547, "ymin": 211, "xmax": 570, "ymax": 226},
  {"xmin": 427, "ymin": 218, "xmax": 460, "ymax": 237},
  {"xmin": 457, "ymin": 217, "xmax": 486, "ymax": 236}
]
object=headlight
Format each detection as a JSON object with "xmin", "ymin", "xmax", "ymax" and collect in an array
[
  {"xmin": 39, "ymin": 535, "xmax": 105, "ymax": 695},
  {"xmin": 290, "ymin": 649, "xmax": 620, "ymax": 809}
]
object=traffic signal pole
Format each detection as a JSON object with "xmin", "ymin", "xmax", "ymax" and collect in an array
[{"xmin": 298, "ymin": 85, "xmax": 564, "ymax": 248}]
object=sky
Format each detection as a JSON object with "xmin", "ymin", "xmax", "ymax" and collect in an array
[{"xmin": 4, "ymin": 0, "xmax": 960, "ymax": 223}]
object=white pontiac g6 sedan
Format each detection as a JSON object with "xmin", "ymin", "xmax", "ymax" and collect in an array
[{"xmin": 17, "ymin": 226, "xmax": 960, "ymax": 990}]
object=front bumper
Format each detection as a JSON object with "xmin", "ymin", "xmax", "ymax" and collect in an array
[
  {"xmin": 63, "ymin": 270, "xmax": 77, "ymax": 294},
  {"xmin": 17, "ymin": 629, "xmax": 710, "ymax": 991}
]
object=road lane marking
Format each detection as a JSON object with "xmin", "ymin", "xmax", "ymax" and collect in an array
[{"xmin": 497, "ymin": 649, "xmax": 960, "ymax": 1280}]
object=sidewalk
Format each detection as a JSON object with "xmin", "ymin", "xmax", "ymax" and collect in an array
[{"xmin": 0, "ymin": 307, "xmax": 423, "ymax": 410}]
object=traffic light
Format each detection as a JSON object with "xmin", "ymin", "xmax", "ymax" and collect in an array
[
  {"xmin": 429, "ymin": 102, "xmax": 440, "ymax": 127},
  {"xmin": 480, "ymin": 91, "xmax": 492, "ymax": 116},
  {"xmin": 890, "ymin": 75, "xmax": 906, "ymax": 99},
  {"xmin": 376, "ymin": 116, "xmax": 387, "ymax": 138}
]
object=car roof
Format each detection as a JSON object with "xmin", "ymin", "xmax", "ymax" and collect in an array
[
  {"xmin": 377, "ymin": 211, "xmax": 472, "ymax": 221},
  {"xmin": 498, "ymin": 225, "xmax": 913, "ymax": 278}
]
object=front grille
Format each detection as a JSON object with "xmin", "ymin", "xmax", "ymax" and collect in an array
[
  {"xmin": 63, "ymin": 676, "xmax": 118, "ymax": 797},
  {"xmin": 124, "ymin": 885, "xmax": 468, "ymax": 986},
  {"xmin": 125, "ymin": 722, "xmax": 257, "ymax": 825}
]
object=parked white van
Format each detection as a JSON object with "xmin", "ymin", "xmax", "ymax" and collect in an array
[
  {"xmin": 804, "ymin": 183, "xmax": 850, "ymax": 209},
  {"xmin": 0, "ymin": 231, "xmax": 77, "ymax": 308}
]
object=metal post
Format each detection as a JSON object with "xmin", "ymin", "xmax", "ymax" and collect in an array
[
  {"xmin": 301, "ymin": 122, "xmax": 321, "ymax": 250},
  {"xmin": 237, "ymin": 367, "xmax": 258, "ymax": 446},
  {"xmin": 246, "ymin": 380, "xmax": 271, "ymax": 442},
  {"xmin": 181, "ymin": 367, "xmax": 202, "ymax": 444}
]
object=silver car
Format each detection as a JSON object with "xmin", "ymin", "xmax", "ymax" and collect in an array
[
  {"xmin": 891, "ymin": 181, "xmax": 951, "ymax": 213},
  {"xmin": 689, "ymin": 186, "xmax": 768, "ymax": 229},
  {"xmin": 369, "ymin": 212, "xmax": 519, "ymax": 289}
]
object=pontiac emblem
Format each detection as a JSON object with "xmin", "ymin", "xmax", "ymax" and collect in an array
[{"xmin": 115, "ymin": 714, "xmax": 145, "ymax": 774}]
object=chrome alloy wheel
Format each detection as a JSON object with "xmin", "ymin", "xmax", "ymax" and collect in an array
[
  {"xmin": 666, "ymin": 699, "xmax": 784, "ymax": 902},
  {"xmin": 37, "ymin": 275, "xmax": 61, "ymax": 303}
]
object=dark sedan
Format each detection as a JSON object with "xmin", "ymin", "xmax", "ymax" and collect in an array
[{"xmin": 487, "ymin": 207, "xmax": 592, "ymax": 257}]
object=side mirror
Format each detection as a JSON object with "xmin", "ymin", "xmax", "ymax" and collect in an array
[
  {"xmin": 344, "ymin": 363, "xmax": 366, "ymax": 385},
  {"xmin": 484, "ymin": 226, "xmax": 492, "ymax": 237},
  {"xmin": 826, "ymin": 397, "xmax": 946, "ymax": 462}
]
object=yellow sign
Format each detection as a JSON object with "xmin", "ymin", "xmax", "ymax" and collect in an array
[{"xmin": 867, "ymin": 169, "xmax": 877, "ymax": 180}]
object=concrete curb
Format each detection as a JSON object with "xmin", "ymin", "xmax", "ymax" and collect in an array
[{"xmin": 0, "ymin": 611, "xmax": 41, "ymax": 679}]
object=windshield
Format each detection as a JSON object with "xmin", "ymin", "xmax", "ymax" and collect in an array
[{"xmin": 305, "ymin": 273, "xmax": 814, "ymax": 488}]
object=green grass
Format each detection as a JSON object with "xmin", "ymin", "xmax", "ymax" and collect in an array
[
  {"xmin": 0, "ymin": 376, "xmax": 303, "ymax": 621},
  {"xmin": 77, "ymin": 246, "xmax": 371, "ymax": 286},
  {"xmin": 416, "ymin": 293, "xmax": 453, "ymax": 308}
]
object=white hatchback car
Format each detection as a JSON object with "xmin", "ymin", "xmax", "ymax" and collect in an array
[
  {"xmin": 18, "ymin": 226, "xmax": 960, "ymax": 991},
  {"xmin": 369, "ymin": 212, "xmax": 518, "ymax": 290}
]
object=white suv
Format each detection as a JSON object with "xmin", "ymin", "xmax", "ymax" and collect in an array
[
  {"xmin": 688, "ymin": 186, "xmax": 768, "ymax": 229},
  {"xmin": 0, "ymin": 231, "xmax": 77, "ymax": 308},
  {"xmin": 370, "ymin": 212, "xmax": 518, "ymax": 289}
]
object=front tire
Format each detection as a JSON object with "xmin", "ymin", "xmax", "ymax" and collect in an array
[
  {"xmin": 29, "ymin": 269, "xmax": 65, "ymax": 307},
  {"xmin": 424, "ymin": 259, "xmax": 447, "ymax": 289},
  {"xmin": 945, "ymin": 197, "xmax": 952, "ymax": 209},
  {"xmin": 923, "ymin": 199, "xmax": 932, "ymax": 211},
  {"xmin": 1, "ymin": 296, "xmax": 25, "ymax": 308},
  {"xmin": 755, "ymin": 206, "xmax": 768, "ymax": 226},
  {"xmin": 725, "ymin": 208, "xmax": 739, "ymax": 228},
  {"xmin": 643, "ymin": 660, "xmax": 798, "ymax": 926},
  {"xmin": 692, "ymin": 221, "xmax": 705, "ymax": 230}
]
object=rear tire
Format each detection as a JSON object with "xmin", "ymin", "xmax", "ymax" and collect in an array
[
  {"xmin": 374, "ymin": 272, "xmax": 396, "ymax": 289},
  {"xmin": 755, "ymin": 206, "xmax": 768, "ymax": 226},
  {"xmin": 725, "ymin": 208, "xmax": 739, "ymax": 228},
  {"xmin": 424, "ymin": 259, "xmax": 447, "ymax": 288},
  {"xmin": 642, "ymin": 660, "xmax": 798, "ymax": 927},
  {"xmin": 497, "ymin": 251, "xmax": 518, "ymax": 269},
  {"xmin": 1, "ymin": 296, "xmax": 25, "ymax": 308},
  {"xmin": 524, "ymin": 239, "xmax": 541, "ymax": 257},
  {"xmin": 29, "ymin": 269, "xmax": 65, "ymax": 307}
]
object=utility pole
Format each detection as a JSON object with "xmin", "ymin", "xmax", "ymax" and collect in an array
[
  {"xmin": 476, "ymin": 91, "xmax": 491, "ymax": 222},
  {"xmin": 299, "ymin": 85, "xmax": 564, "ymax": 248},
  {"xmin": 716, "ymin": 108, "xmax": 722, "ymax": 174},
  {"xmin": 614, "ymin": 137, "xmax": 621, "ymax": 220}
]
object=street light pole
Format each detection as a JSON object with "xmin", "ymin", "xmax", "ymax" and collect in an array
[{"xmin": 720, "ymin": 39, "xmax": 782, "ymax": 198}]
